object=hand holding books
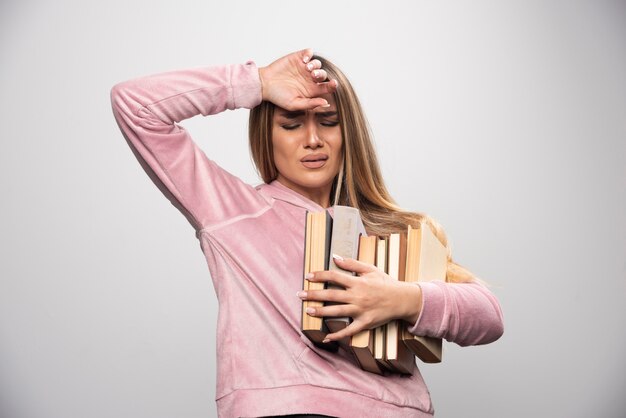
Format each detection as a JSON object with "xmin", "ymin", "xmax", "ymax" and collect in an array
[
  {"xmin": 300, "ymin": 206, "xmax": 448, "ymax": 375},
  {"xmin": 300, "ymin": 255, "xmax": 423, "ymax": 345}
]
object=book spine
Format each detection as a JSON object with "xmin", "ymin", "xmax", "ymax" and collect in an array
[
  {"xmin": 384, "ymin": 232, "xmax": 414, "ymax": 375},
  {"xmin": 349, "ymin": 234, "xmax": 384, "ymax": 375},
  {"xmin": 374, "ymin": 236, "xmax": 393, "ymax": 371},
  {"xmin": 302, "ymin": 210, "xmax": 338, "ymax": 351}
]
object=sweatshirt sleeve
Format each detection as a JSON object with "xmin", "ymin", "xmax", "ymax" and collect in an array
[
  {"xmin": 406, "ymin": 281, "xmax": 504, "ymax": 347},
  {"xmin": 110, "ymin": 61, "xmax": 267, "ymax": 232}
]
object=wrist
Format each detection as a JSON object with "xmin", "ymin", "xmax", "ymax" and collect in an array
[{"xmin": 398, "ymin": 282, "xmax": 423, "ymax": 325}]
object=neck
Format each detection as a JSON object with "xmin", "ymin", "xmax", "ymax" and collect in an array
[{"xmin": 275, "ymin": 176, "xmax": 332, "ymax": 208}]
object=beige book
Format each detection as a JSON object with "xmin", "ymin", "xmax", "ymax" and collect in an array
[
  {"xmin": 373, "ymin": 236, "xmax": 393, "ymax": 372},
  {"xmin": 402, "ymin": 223, "xmax": 448, "ymax": 363},
  {"xmin": 350, "ymin": 235, "xmax": 384, "ymax": 375},
  {"xmin": 301, "ymin": 211, "xmax": 338, "ymax": 351},
  {"xmin": 384, "ymin": 232, "xmax": 415, "ymax": 375}
]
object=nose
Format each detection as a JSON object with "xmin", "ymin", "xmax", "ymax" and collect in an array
[{"xmin": 304, "ymin": 121, "xmax": 324, "ymax": 149}]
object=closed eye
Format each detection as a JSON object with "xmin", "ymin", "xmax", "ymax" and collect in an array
[{"xmin": 281, "ymin": 121, "xmax": 339, "ymax": 130}]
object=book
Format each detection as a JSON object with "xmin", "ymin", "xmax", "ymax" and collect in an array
[
  {"xmin": 301, "ymin": 210, "xmax": 338, "ymax": 351},
  {"xmin": 325, "ymin": 206, "xmax": 367, "ymax": 348},
  {"xmin": 301, "ymin": 207, "xmax": 448, "ymax": 370},
  {"xmin": 384, "ymin": 232, "xmax": 415, "ymax": 374},
  {"xmin": 349, "ymin": 235, "xmax": 384, "ymax": 375},
  {"xmin": 373, "ymin": 236, "xmax": 393, "ymax": 372},
  {"xmin": 401, "ymin": 223, "xmax": 448, "ymax": 363}
]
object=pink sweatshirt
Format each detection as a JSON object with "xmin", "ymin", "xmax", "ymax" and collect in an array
[{"xmin": 110, "ymin": 60, "xmax": 504, "ymax": 418}]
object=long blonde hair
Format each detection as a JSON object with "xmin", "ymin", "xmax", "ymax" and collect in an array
[{"xmin": 249, "ymin": 55, "xmax": 478, "ymax": 284}]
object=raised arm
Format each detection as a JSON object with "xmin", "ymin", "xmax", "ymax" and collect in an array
[
  {"xmin": 110, "ymin": 61, "xmax": 268, "ymax": 231},
  {"xmin": 110, "ymin": 49, "xmax": 338, "ymax": 232}
]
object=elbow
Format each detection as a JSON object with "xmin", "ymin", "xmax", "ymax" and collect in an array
[
  {"xmin": 456, "ymin": 316, "xmax": 504, "ymax": 347},
  {"xmin": 490, "ymin": 296, "xmax": 505, "ymax": 342},
  {"xmin": 484, "ymin": 311, "xmax": 504, "ymax": 344},
  {"xmin": 109, "ymin": 81, "xmax": 143, "ymax": 124},
  {"xmin": 110, "ymin": 84, "xmax": 119, "ymax": 103},
  {"xmin": 109, "ymin": 82, "xmax": 126, "ymax": 111},
  {"xmin": 474, "ymin": 283, "xmax": 504, "ymax": 345},
  {"xmin": 477, "ymin": 300, "xmax": 505, "ymax": 345},
  {"xmin": 456, "ymin": 296, "xmax": 505, "ymax": 347}
]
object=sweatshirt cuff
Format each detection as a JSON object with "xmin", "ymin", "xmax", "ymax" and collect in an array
[
  {"xmin": 230, "ymin": 60, "xmax": 263, "ymax": 109},
  {"xmin": 406, "ymin": 281, "xmax": 446, "ymax": 337}
]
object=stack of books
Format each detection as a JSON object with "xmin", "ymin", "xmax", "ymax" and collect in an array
[{"xmin": 301, "ymin": 206, "xmax": 448, "ymax": 375}]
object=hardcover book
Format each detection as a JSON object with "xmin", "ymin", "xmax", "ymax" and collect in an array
[
  {"xmin": 373, "ymin": 236, "xmax": 393, "ymax": 372},
  {"xmin": 301, "ymin": 210, "xmax": 338, "ymax": 351},
  {"xmin": 349, "ymin": 235, "xmax": 384, "ymax": 375},
  {"xmin": 325, "ymin": 205, "xmax": 367, "ymax": 348},
  {"xmin": 384, "ymin": 232, "xmax": 415, "ymax": 374},
  {"xmin": 401, "ymin": 223, "xmax": 448, "ymax": 363}
]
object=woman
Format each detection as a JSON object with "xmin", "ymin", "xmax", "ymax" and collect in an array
[{"xmin": 111, "ymin": 48, "xmax": 504, "ymax": 418}]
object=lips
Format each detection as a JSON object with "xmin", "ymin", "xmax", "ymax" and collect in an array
[
  {"xmin": 301, "ymin": 154, "xmax": 329, "ymax": 163},
  {"xmin": 301, "ymin": 154, "xmax": 329, "ymax": 169}
]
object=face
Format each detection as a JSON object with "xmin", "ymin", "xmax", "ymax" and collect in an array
[{"xmin": 271, "ymin": 94, "xmax": 343, "ymax": 207}]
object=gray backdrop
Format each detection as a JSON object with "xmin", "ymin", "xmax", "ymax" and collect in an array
[{"xmin": 1, "ymin": 1, "xmax": 624, "ymax": 417}]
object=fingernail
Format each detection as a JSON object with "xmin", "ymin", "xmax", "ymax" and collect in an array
[
  {"xmin": 313, "ymin": 69, "xmax": 319, "ymax": 77},
  {"xmin": 321, "ymin": 103, "xmax": 331, "ymax": 108},
  {"xmin": 297, "ymin": 291, "xmax": 307, "ymax": 298},
  {"xmin": 307, "ymin": 63, "xmax": 313, "ymax": 70},
  {"xmin": 322, "ymin": 338, "xmax": 330, "ymax": 344},
  {"xmin": 305, "ymin": 273, "xmax": 314, "ymax": 279},
  {"xmin": 303, "ymin": 55, "xmax": 310, "ymax": 63},
  {"xmin": 306, "ymin": 307, "xmax": 315, "ymax": 314},
  {"xmin": 332, "ymin": 254, "xmax": 344, "ymax": 261}
]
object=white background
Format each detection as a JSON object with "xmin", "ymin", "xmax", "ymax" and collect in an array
[{"xmin": 1, "ymin": 1, "xmax": 625, "ymax": 417}]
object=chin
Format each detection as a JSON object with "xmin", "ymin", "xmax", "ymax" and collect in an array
[
  {"xmin": 299, "ymin": 175, "xmax": 336, "ymax": 189},
  {"xmin": 277, "ymin": 166, "xmax": 340, "ymax": 194}
]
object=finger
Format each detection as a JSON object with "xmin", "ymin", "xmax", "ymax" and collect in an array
[
  {"xmin": 305, "ymin": 302, "xmax": 355, "ymax": 318},
  {"xmin": 290, "ymin": 97, "xmax": 330, "ymax": 110},
  {"xmin": 331, "ymin": 254, "xmax": 378, "ymax": 275},
  {"xmin": 307, "ymin": 269, "xmax": 353, "ymax": 288},
  {"xmin": 305, "ymin": 59, "xmax": 322, "ymax": 72},
  {"xmin": 323, "ymin": 320, "xmax": 365, "ymax": 343},
  {"xmin": 311, "ymin": 69, "xmax": 327, "ymax": 81},
  {"xmin": 301, "ymin": 287, "xmax": 350, "ymax": 303},
  {"xmin": 312, "ymin": 103, "xmax": 333, "ymax": 112},
  {"xmin": 315, "ymin": 79, "xmax": 339, "ymax": 95},
  {"xmin": 301, "ymin": 48, "xmax": 314, "ymax": 64}
]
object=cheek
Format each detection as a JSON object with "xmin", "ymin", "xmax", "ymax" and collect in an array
[
  {"xmin": 271, "ymin": 137, "xmax": 293, "ymax": 173},
  {"xmin": 273, "ymin": 151, "xmax": 287, "ymax": 171},
  {"xmin": 271, "ymin": 137, "xmax": 286, "ymax": 158}
]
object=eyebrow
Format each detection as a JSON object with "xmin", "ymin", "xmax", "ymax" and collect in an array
[{"xmin": 278, "ymin": 110, "xmax": 338, "ymax": 119}]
